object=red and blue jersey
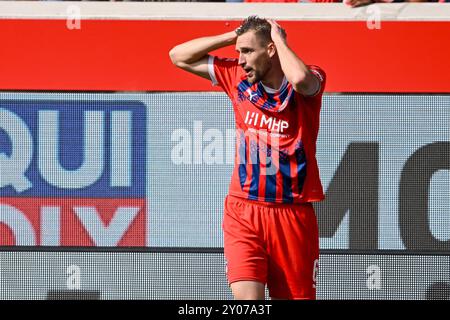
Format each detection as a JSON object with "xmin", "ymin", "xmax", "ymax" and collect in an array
[{"xmin": 208, "ymin": 55, "xmax": 326, "ymax": 204}]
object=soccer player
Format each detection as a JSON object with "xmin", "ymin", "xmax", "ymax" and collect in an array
[{"xmin": 169, "ymin": 16, "xmax": 325, "ymax": 300}]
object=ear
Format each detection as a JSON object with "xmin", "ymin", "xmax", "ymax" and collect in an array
[{"xmin": 267, "ymin": 42, "xmax": 276, "ymax": 58}]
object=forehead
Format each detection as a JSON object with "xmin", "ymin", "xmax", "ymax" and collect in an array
[{"xmin": 235, "ymin": 31, "xmax": 263, "ymax": 50}]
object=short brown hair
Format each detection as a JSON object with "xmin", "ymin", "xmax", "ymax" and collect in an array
[{"xmin": 235, "ymin": 16, "xmax": 272, "ymax": 46}]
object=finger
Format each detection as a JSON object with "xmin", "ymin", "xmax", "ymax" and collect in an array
[
  {"xmin": 268, "ymin": 21, "xmax": 278, "ymax": 31},
  {"xmin": 344, "ymin": 0, "xmax": 358, "ymax": 6},
  {"xmin": 350, "ymin": 0, "xmax": 372, "ymax": 7},
  {"xmin": 267, "ymin": 19, "xmax": 280, "ymax": 28}
]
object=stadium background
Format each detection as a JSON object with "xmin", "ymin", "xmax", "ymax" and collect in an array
[{"xmin": 0, "ymin": 2, "xmax": 449, "ymax": 299}]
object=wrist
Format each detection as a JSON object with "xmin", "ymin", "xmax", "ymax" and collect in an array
[{"xmin": 272, "ymin": 35, "xmax": 287, "ymax": 47}]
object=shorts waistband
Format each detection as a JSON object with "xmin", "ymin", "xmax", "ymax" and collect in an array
[{"xmin": 226, "ymin": 194, "xmax": 313, "ymax": 209}]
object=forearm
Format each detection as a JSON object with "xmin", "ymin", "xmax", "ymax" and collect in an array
[
  {"xmin": 272, "ymin": 38, "xmax": 311, "ymax": 86},
  {"xmin": 169, "ymin": 31, "xmax": 237, "ymax": 65}
]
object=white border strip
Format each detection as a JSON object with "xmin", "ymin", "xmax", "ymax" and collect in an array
[
  {"xmin": 207, "ymin": 55, "xmax": 218, "ymax": 86},
  {"xmin": 0, "ymin": 2, "xmax": 449, "ymax": 21}
]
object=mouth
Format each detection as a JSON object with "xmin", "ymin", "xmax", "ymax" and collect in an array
[{"xmin": 243, "ymin": 67, "xmax": 254, "ymax": 78}]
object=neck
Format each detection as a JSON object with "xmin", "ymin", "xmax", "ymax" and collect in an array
[{"xmin": 261, "ymin": 61, "xmax": 284, "ymax": 90}]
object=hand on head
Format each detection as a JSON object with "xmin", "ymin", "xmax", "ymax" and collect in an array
[{"xmin": 267, "ymin": 19, "xmax": 287, "ymax": 43}]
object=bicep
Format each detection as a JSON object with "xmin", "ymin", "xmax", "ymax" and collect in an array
[{"xmin": 175, "ymin": 55, "xmax": 211, "ymax": 81}]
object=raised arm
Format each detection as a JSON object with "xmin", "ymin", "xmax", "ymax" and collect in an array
[
  {"xmin": 169, "ymin": 31, "xmax": 238, "ymax": 80},
  {"xmin": 267, "ymin": 20, "xmax": 320, "ymax": 97}
]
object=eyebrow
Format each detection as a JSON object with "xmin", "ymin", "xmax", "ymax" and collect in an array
[{"xmin": 235, "ymin": 46, "xmax": 253, "ymax": 52}]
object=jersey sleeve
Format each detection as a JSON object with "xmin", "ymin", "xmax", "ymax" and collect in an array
[
  {"xmin": 208, "ymin": 55, "xmax": 240, "ymax": 97},
  {"xmin": 307, "ymin": 65, "xmax": 327, "ymax": 98},
  {"xmin": 299, "ymin": 65, "xmax": 326, "ymax": 117}
]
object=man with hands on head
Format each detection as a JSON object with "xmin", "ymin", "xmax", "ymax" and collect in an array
[{"xmin": 170, "ymin": 16, "xmax": 326, "ymax": 300}]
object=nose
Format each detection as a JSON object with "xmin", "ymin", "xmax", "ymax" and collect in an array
[{"xmin": 238, "ymin": 53, "xmax": 246, "ymax": 66}]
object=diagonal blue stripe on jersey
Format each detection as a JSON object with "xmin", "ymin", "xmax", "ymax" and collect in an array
[
  {"xmin": 295, "ymin": 144, "xmax": 307, "ymax": 194},
  {"xmin": 279, "ymin": 158, "xmax": 293, "ymax": 203},
  {"xmin": 238, "ymin": 136, "xmax": 247, "ymax": 190},
  {"xmin": 248, "ymin": 141, "xmax": 260, "ymax": 199}
]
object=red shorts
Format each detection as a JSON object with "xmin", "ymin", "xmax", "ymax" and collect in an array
[{"xmin": 222, "ymin": 195, "xmax": 319, "ymax": 299}]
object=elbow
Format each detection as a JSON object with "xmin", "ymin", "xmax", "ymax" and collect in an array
[
  {"xmin": 291, "ymin": 70, "xmax": 319, "ymax": 95},
  {"xmin": 169, "ymin": 47, "xmax": 181, "ymax": 66}
]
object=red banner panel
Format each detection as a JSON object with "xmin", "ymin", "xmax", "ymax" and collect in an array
[{"xmin": 0, "ymin": 19, "xmax": 449, "ymax": 92}]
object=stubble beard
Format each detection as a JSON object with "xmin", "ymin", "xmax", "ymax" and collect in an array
[{"xmin": 248, "ymin": 60, "xmax": 271, "ymax": 85}]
